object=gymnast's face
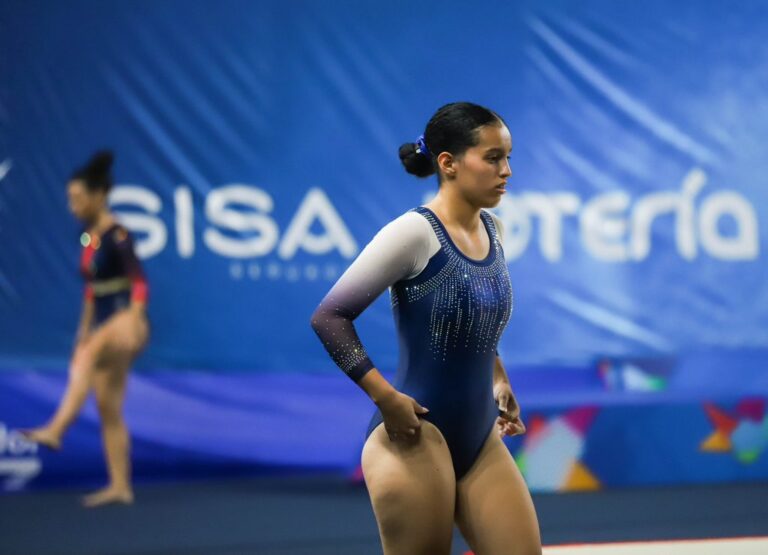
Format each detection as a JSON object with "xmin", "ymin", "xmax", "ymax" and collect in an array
[
  {"xmin": 441, "ymin": 123, "xmax": 512, "ymax": 208},
  {"xmin": 67, "ymin": 180, "xmax": 105, "ymax": 224}
]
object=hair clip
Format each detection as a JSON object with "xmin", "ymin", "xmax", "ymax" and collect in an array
[{"xmin": 415, "ymin": 135, "xmax": 431, "ymax": 158}]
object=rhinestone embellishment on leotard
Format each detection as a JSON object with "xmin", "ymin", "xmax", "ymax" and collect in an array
[
  {"xmin": 391, "ymin": 209, "xmax": 514, "ymax": 361},
  {"xmin": 313, "ymin": 303, "xmax": 371, "ymax": 376}
]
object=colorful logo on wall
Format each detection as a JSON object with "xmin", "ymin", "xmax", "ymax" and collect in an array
[
  {"xmin": 700, "ymin": 399, "xmax": 768, "ymax": 463},
  {"xmin": 0, "ymin": 423, "xmax": 41, "ymax": 491},
  {"xmin": 597, "ymin": 358, "xmax": 670, "ymax": 393},
  {"xmin": 514, "ymin": 407, "xmax": 601, "ymax": 492}
]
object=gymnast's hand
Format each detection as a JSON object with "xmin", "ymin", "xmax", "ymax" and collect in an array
[
  {"xmin": 376, "ymin": 389, "xmax": 429, "ymax": 442},
  {"xmin": 494, "ymin": 382, "xmax": 526, "ymax": 437}
]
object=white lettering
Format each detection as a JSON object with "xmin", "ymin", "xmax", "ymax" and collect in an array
[
  {"xmin": 699, "ymin": 192, "xmax": 759, "ymax": 260},
  {"xmin": 278, "ymin": 188, "xmax": 358, "ymax": 259},
  {"xmin": 203, "ymin": 185, "xmax": 279, "ymax": 258},
  {"xmin": 174, "ymin": 186, "xmax": 195, "ymax": 258},
  {"xmin": 522, "ymin": 192, "xmax": 580, "ymax": 262},
  {"xmin": 109, "ymin": 186, "xmax": 166, "ymax": 258},
  {"xmin": 107, "ymin": 174, "xmax": 759, "ymax": 266},
  {"xmin": 581, "ymin": 191, "xmax": 631, "ymax": 262}
]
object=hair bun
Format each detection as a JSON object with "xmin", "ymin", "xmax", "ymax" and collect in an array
[
  {"xmin": 85, "ymin": 150, "xmax": 114, "ymax": 179},
  {"xmin": 398, "ymin": 142, "xmax": 435, "ymax": 178}
]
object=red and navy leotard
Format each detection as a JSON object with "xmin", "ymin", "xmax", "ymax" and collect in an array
[{"xmin": 80, "ymin": 223, "xmax": 148, "ymax": 327}]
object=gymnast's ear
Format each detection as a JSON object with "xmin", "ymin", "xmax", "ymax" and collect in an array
[{"xmin": 436, "ymin": 151, "xmax": 456, "ymax": 179}]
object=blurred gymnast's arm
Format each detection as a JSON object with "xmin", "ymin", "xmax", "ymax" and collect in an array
[
  {"xmin": 75, "ymin": 286, "xmax": 95, "ymax": 346},
  {"xmin": 114, "ymin": 226, "xmax": 148, "ymax": 315}
]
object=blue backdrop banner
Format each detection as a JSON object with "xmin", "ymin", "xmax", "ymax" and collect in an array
[
  {"xmin": 2, "ymin": 0, "xmax": 768, "ymax": 491},
  {"xmin": 1, "ymin": 1, "xmax": 766, "ymax": 374}
]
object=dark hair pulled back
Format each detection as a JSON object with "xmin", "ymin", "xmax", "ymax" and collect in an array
[
  {"xmin": 399, "ymin": 102, "xmax": 504, "ymax": 179},
  {"xmin": 71, "ymin": 150, "xmax": 114, "ymax": 193}
]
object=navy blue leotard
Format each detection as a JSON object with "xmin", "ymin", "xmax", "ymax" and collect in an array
[
  {"xmin": 80, "ymin": 223, "xmax": 148, "ymax": 327},
  {"xmin": 311, "ymin": 206, "xmax": 513, "ymax": 479}
]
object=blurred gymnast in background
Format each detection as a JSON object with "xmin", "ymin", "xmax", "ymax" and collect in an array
[
  {"xmin": 23, "ymin": 151, "xmax": 149, "ymax": 507},
  {"xmin": 312, "ymin": 103, "xmax": 541, "ymax": 554}
]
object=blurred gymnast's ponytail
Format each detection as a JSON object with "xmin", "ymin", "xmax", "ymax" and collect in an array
[{"xmin": 71, "ymin": 150, "xmax": 114, "ymax": 193}]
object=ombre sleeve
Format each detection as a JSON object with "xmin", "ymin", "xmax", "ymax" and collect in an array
[{"xmin": 310, "ymin": 211, "xmax": 436, "ymax": 382}]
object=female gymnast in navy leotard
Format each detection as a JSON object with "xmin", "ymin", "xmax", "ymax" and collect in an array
[
  {"xmin": 23, "ymin": 151, "xmax": 149, "ymax": 507},
  {"xmin": 311, "ymin": 103, "xmax": 541, "ymax": 554}
]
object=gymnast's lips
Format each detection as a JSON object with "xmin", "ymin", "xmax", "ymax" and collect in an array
[{"xmin": 494, "ymin": 183, "xmax": 507, "ymax": 194}]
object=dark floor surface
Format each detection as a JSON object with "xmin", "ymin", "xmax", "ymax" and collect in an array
[{"xmin": 1, "ymin": 478, "xmax": 767, "ymax": 555}]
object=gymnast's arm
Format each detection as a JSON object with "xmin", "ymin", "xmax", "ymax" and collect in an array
[
  {"xmin": 114, "ymin": 227, "xmax": 149, "ymax": 314},
  {"xmin": 488, "ymin": 211, "xmax": 526, "ymax": 435},
  {"xmin": 75, "ymin": 288, "xmax": 95, "ymax": 346},
  {"xmin": 310, "ymin": 212, "xmax": 435, "ymax": 435},
  {"xmin": 489, "ymin": 211, "xmax": 513, "ymax": 392},
  {"xmin": 489, "ymin": 209, "xmax": 511, "ymax": 387}
]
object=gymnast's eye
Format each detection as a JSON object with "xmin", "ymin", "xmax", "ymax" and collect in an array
[{"xmin": 487, "ymin": 155, "xmax": 509, "ymax": 164}]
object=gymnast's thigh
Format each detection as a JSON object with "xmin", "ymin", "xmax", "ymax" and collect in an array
[
  {"xmin": 455, "ymin": 429, "xmax": 541, "ymax": 555},
  {"xmin": 361, "ymin": 420, "xmax": 456, "ymax": 555}
]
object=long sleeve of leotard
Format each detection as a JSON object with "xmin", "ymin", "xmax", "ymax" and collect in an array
[
  {"xmin": 310, "ymin": 211, "xmax": 438, "ymax": 382},
  {"xmin": 113, "ymin": 227, "xmax": 149, "ymax": 303}
]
